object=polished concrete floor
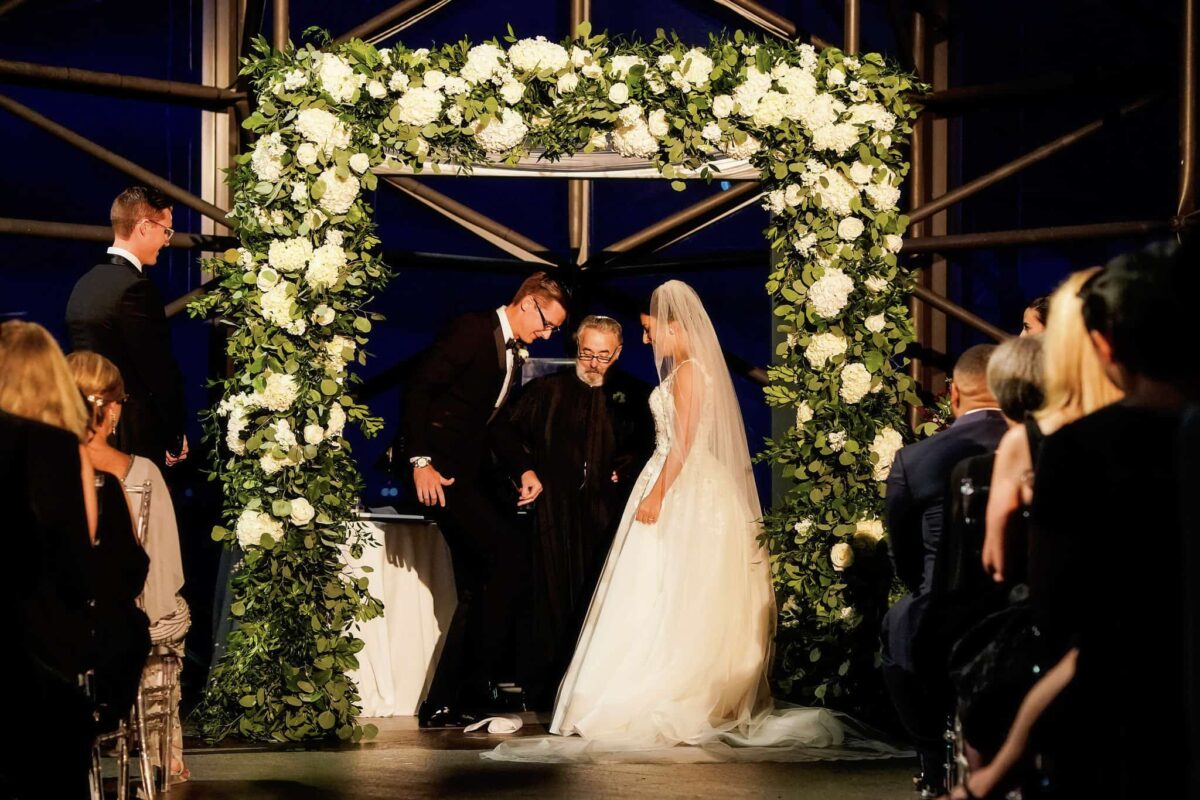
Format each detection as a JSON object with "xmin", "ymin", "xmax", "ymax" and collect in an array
[{"xmin": 169, "ymin": 716, "xmax": 919, "ymax": 799}]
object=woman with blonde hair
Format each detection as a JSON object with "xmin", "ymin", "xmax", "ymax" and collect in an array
[
  {"xmin": 981, "ymin": 267, "xmax": 1123, "ymax": 582},
  {"xmin": 69, "ymin": 350, "xmax": 190, "ymax": 783}
]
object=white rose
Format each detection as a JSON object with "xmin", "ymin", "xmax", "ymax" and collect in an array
[
  {"xmin": 303, "ymin": 423, "xmax": 325, "ymax": 445},
  {"xmin": 795, "ymin": 401, "xmax": 813, "ymax": 426},
  {"xmin": 571, "ymin": 46, "xmax": 591, "ymax": 68},
  {"xmin": 422, "ymin": 69, "xmax": 446, "ymax": 90},
  {"xmin": 808, "ymin": 266, "xmax": 855, "ymax": 318},
  {"xmin": 838, "ymin": 217, "xmax": 865, "ymax": 241},
  {"xmin": 557, "ymin": 72, "xmax": 579, "ymax": 94},
  {"xmin": 326, "ymin": 403, "xmax": 347, "ymax": 438},
  {"xmin": 499, "ymin": 80, "xmax": 525, "ymax": 106},
  {"xmin": 827, "ymin": 67, "xmax": 846, "ymax": 86},
  {"xmin": 288, "ymin": 497, "xmax": 315, "ymax": 526},
  {"xmin": 295, "ymin": 142, "xmax": 319, "ymax": 167},
  {"xmin": 647, "ymin": 108, "xmax": 669, "ymax": 137},
  {"xmin": 255, "ymin": 267, "xmax": 280, "ymax": 292},
  {"xmin": 870, "ymin": 426, "xmax": 905, "ymax": 480},
  {"xmin": 831, "ymin": 542, "xmax": 855, "ymax": 571},
  {"xmin": 679, "ymin": 48, "xmax": 713, "ymax": 86},
  {"xmin": 865, "ymin": 313, "xmax": 887, "ymax": 333},
  {"xmin": 609, "ymin": 55, "xmax": 647, "ymax": 79},
  {"xmin": 367, "ymin": 80, "xmax": 387, "ymax": 99},
  {"xmin": 804, "ymin": 332, "xmax": 848, "ymax": 367},
  {"xmin": 608, "ymin": 82, "xmax": 629, "ymax": 104},
  {"xmin": 312, "ymin": 304, "xmax": 335, "ymax": 326},
  {"xmin": 712, "ymin": 94, "xmax": 734, "ymax": 118},
  {"xmin": 581, "ymin": 62, "xmax": 603, "ymax": 80},
  {"xmin": 854, "ymin": 518, "xmax": 885, "ymax": 546},
  {"xmin": 588, "ymin": 130, "xmax": 609, "ymax": 150},
  {"xmin": 348, "ymin": 152, "xmax": 371, "ymax": 174},
  {"xmin": 839, "ymin": 362, "xmax": 873, "ymax": 404},
  {"xmin": 865, "ymin": 274, "xmax": 890, "ymax": 293}
]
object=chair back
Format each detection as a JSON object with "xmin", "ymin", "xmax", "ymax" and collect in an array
[{"xmin": 124, "ymin": 480, "xmax": 153, "ymax": 548}]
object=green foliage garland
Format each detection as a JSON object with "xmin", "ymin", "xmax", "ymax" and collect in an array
[{"xmin": 191, "ymin": 24, "xmax": 920, "ymax": 742}]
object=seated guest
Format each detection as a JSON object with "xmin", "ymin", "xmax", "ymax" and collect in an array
[
  {"xmin": 982, "ymin": 269, "xmax": 1123, "ymax": 584},
  {"xmin": 69, "ymin": 351, "xmax": 190, "ymax": 782},
  {"xmin": 881, "ymin": 344, "xmax": 1006, "ymax": 797},
  {"xmin": 504, "ymin": 315, "xmax": 653, "ymax": 707},
  {"xmin": 1020, "ymin": 295, "xmax": 1049, "ymax": 337},
  {"xmin": 0, "ymin": 321, "xmax": 96, "ymax": 798},
  {"xmin": 1027, "ymin": 241, "xmax": 1195, "ymax": 797}
]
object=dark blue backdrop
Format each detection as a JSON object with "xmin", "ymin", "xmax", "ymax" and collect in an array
[{"xmin": 0, "ymin": 0, "xmax": 1183, "ymax": 660}]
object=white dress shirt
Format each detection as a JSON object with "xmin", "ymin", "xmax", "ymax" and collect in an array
[
  {"xmin": 496, "ymin": 306, "xmax": 516, "ymax": 408},
  {"xmin": 107, "ymin": 246, "xmax": 143, "ymax": 273}
]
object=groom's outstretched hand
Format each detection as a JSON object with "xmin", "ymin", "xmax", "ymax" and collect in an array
[
  {"xmin": 517, "ymin": 470, "xmax": 543, "ymax": 507},
  {"xmin": 414, "ymin": 465, "xmax": 455, "ymax": 507}
]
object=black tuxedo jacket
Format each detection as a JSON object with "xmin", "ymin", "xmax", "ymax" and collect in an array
[
  {"xmin": 403, "ymin": 311, "xmax": 531, "ymax": 483},
  {"xmin": 65, "ymin": 254, "xmax": 186, "ymax": 461}
]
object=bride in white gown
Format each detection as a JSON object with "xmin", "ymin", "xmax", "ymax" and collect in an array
[{"xmin": 487, "ymin": 281, "xmax": 906, "ymax": 763}]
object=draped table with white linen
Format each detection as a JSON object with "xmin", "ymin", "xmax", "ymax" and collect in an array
[{"xmin": 345, "ymin": 509, "xmax": 457, "ymax": 717}]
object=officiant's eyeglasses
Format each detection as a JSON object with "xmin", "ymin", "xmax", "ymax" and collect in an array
[
  {"xmin": 577, "ymin": 351, "xmax": 615, "ymax": 364},
  {"xmin": 140, "ymin": 218, "xmax": 174, "ymax": 241}
]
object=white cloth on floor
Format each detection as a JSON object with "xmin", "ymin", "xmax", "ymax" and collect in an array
[
  {"xmin": 345, "ymin": 511, "xmax": 457, "ymax": 717},
  {"xmin": 464, "ymin": 714, "xmax": 524, "ymax": 734}
]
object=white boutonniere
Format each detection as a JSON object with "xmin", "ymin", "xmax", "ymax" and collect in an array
[
  {"xmin": 516, "ymin": 346, "xmax": 529, "ymax": 360},
  {"xmin": 612, "ymin": 391, "xmax": 626, "ymax": 404}
]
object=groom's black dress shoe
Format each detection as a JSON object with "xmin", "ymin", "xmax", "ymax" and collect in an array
[{"xmin": 417, "ymin": 702, "xmax": 483, "ymax": 729}]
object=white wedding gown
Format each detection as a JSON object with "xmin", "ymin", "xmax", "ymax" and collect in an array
[{"xmin": 486, "ymin": 361, "xmax": 908, "ymax": 764}]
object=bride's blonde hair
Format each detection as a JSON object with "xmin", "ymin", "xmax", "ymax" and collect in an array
[
  {"xmin": 66, "ymin": 351, "xmax": 125, "ymax": 436},
  {"xmin": 1036, "ymin": 267, "xmax": 1123, "ymax": 428},
  {"xmin": 0, "ymin": 320, "xmax": 90, "ymax": 441}
]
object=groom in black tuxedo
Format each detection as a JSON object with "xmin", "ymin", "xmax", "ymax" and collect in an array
[
  {"xmin": 65, "ymin": 186, "xmax": 188, "ymax": 469},
  {"xmin": 405, "ymin": 272, "xmax": 568, "ymax": 728}
]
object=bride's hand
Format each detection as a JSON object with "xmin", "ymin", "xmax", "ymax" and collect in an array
[{"xmin": 635, "ymin": 491, "xmax": 663, "ymax": 525}]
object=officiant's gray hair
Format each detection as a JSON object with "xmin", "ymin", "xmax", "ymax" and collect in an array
[{"xmin": 574, "ymin": 315, "xmax": 623, "ymax": 345}]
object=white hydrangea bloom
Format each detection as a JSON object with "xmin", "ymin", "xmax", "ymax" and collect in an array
[
  {"xmin": 849, "ymin": 102, "xmax": 897, "ymax": 131},
  {"xmin": 305, "ymin": 241, "xmax": 346, "ymax": 290},
  {"xmin": 775, "ymin": 66, "xmax": 817, "ymax": 104},
  {"xmin": 678, "ymin": 48, "xmax": 713, "ymax": 86},
  {"xmin": 447, "ymin": 105, "xmax": 463, "ymax": 125},
  {"xmin": 812, "ymin": 122, "xmax": 861, "ymax": 155},
  {"xmin": 792, "ymin": 232, "xmax": 818, "ymax": 255},
  {"xmin": 763, "ymin": 190, "xmax": 786, "ymax": 215},
  {"xmin": 348, "ymin": 153, "xmax": 371, "ymax": 174},
  {"xmin": 461, "ymin": 43, "xmax": 507, "ymax": 84},
  {"xmin": 733, "ymin": 66, "xmax": 772, "ymax": 114},
  {"xmin": 259, "ymin": 280, "xmax": 297, "ymax": 330},
  {"xmin": 828, "ymin": 430, "xmax": 848, "ymax": 451},
  {"xmin": 796, "ymin": 43, "xmax": 819, "ymax": 71},
  {"xmin": 236, "ymin": 510, "xmax": 284, "ymax": 549},
  {"xmin": 270, "ymin": 418, "xmax": 297, "ymax": 450},
  {"xmin": 288, "ymin": 497, "xmax": 315, "ymax": 526},
  {"xmin": 814, "ymin": 168, "xmax": 858, "ymax": 216},
  {"xmin": 259, "ymin": 452, "xmax": 288, "ymax": 476},
  {"xmin": 838, "ymin": 217, "xmax": 865, "ymax": 240},
  {"xmin": 295, "ymin": 108, "xmax": 351, "ymax": 157},
  {"xmin": 282, "ymin": 69, "xmax": 307, "ymax": 91},
  {"xmin": 395, "ymin": 86, "xmax": 444, "ymax": 127},
  {"xmin": 701, "ymin": 121, "xmax": 722, "ymax": 142},
  {"xmin": 557, "ymin": 72, "xmax": 579, "ymax": 94},
  {"xmin": 225, "ymin": 406, "xmax": 248, "ymax": 454},
  {"xmin": 870, "ymin": 426, "xmax": 905, "ymax": 480},
  {"xmin": 722, "ymin": 132, "xmax": 761, "ymax": 159},
  {"xmin": 472, "ymin": 108, "xmax": 528, "ymax": 153},
  {"xmin": 797, "ymin": 93, "xmax": 846, "ymax": 132},
  {"xmin": 795, "ymin": 401, "xmax": 813, "ymax": 426},
  {"xmin": 290, "ymin": 181, "xmax": 308, "ymax": 204},
  {"xmin": 647, "ymin": 108, "xmax": 669, "ymax": 137},
  {"xmin": 509, "ymin": 37, "xmax": 569, "ymax": 72},
  {"xmin": 326, "ymin": 403, "xmax": 347, "ymax": 438},
  {"xmin": 712, "ymin": 94, "xmax": 734, "ymax": 118},
  {"xmin": 260, "ymin": 372, "xmax": 299, "ymax": 411},
  {"xmin": 752, "ymin": 90, "xmax": 788, "ymax": 127},
  {"xmin": 865, "ymin": 181, "xmax": 901, "ymax": 211},
  {"xmin": 794, "ymin": 518, "xmax": 814, "ymax": 537},
  {"xmin": 442, "ymin": 76, "xmax": 469, "ymax": 96},
  {"xmin": 839, "ymin": 362, "xmax": 872, "ymax": 404},
  {"xmin": 388, "ymin": 70, "xmax": 410, "ymax": 93},
  {"xmin": 267, "ymin": 236, "xmax": 312, "ymax": 273},
  {"xmin": 251, "ymin": 132, "xmax": 286, "ymax": 182},
  {"xmin": 808, "ymin": 267, "xmax": 855, "ymax": 318},
  {"xmin": 804, "ymin": 332, "xmax": 848, "ymax": 367},
  {"xmin": 317, "ymin": 53, "xmax": 365, "ymax": 104},
  {"xmin": 865, "ymin": 313, "xmax": 887, "ymax": 333},
  {"xmin": 316, "ymin": 167, "xmax": 360, "ymax": 216},
  {"xmin": 612, "ymin": 116, "xmax": 659, "ymax": 158}
]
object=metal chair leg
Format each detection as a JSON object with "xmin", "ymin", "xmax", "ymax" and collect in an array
[
  {"xmin": 134, "ymin": 691, "xmax": 157, "ymax": 800},
  {"xmin": 116, "ymin": 720, "xmax": 129, "ymax": 800}
]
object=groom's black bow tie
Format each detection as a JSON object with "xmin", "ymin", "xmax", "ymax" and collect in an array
[{"xmin": 506, "ymin": 337, "xmax": 525, "ymax": 368}]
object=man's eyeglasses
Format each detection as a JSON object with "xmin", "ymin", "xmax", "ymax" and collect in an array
[
  {"xmin": 141, "ymin": 218, "xmax": 174, "ymax": 241},
  {"xmin": 577, "ymin": 350, "xmax": 615, "ymax": 364},
  {"xmin": 533, "ymin": 300, "xmax": 560, "ymax": 333}
]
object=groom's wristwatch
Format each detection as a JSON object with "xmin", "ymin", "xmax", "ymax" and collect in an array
[{"xmin": 410, "ymin": 456, "xmax": 432, "ymax": 469}]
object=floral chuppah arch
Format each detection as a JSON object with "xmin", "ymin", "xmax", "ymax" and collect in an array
[{"xmin": 191, "ymin": 24, "xmax": 920, "ymax": 742}]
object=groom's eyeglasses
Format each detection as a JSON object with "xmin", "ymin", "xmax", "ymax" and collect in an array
[
  {"xmin": 141, "ymin": 218, "xmax": 175, "ymax": 241},
  {"xmin": 533, "ymin": 300, "xmax": 560, "ymax": 333},
  {"xmin": 577, "ymin": 351, "xmax": 615, "ymax": 364}
]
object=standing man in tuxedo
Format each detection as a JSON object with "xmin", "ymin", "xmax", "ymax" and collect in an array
[
  {"xmin": 65, "ymin": 186, "xmax": 188, "ymax": 469},
  {"xmin": 881, "ymin": 344, "xmax": 1006, "ymax": 797},
  {"xmin": 405, "ymin": 272, "xmax": 568, "ymax": 728}
]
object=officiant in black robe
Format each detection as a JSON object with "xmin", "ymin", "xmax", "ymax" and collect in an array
[{"xmin": 506, "ymin": 316, "xmax": 654, "ymax": 706}]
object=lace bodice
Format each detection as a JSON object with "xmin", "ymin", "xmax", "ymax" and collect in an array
[{"xmin": 649, "ymin": 383, "xmax": 674, "ymax": 455}]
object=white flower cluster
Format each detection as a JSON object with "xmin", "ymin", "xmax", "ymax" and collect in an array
[
  {"xmin": 251, "ymin": 132, "xmax": 286, "ymax": 182},
  {"xmin": 326, "ymin": 403, "xmax": 347, "ymax": 438},
  {"xmin": 395, "ymin": 86, "xmax": 444, "ymax": 127},
  {"xmin": 324, "ymin": 335, "xmax": 357, "ymax": 373},
  {"xmin": 870, "ymin": 426, "xmax": 905, "ymax": 480},
  {"xmin": 827, "ymin": 430, "xmax": 847, "ymax": 451},
  {"xmin": 804, "ymin": 332, "xmax": 848, "ymax": 368},
  {"xmin": 260, "ymin": 280, "xmax": 304, "ymax": 335},
  {"xmin": 305, "ymin": 240, "xmax": 346, "ymax": 290},
  {"xmin": 473, "ymin": 108, "xmax": 528, "ymax": 153},
  {"xmin": 295, "ymin": 108, "xmax": 351, "ymax": 158},
  {"xmin": 461, "ymin": 43, "xmax": 508, "ymax": 84},
  {"xmin": 807, "ymin": 267, "xmax": 855, "ymax": 318},
  {"xmin": 839, "ymin": 362, "xmax": 872, "ymax": 404},
  {"xmin": 236, "ymin": 509, "xmax": 284, "ymax": 549},
  {"xmin": 268, "ymin": 236, "xmax": 313, "ymax": 273},
  {"xmin": 317, "ymin": 53, "xmax": 366, "ymax": 104},
  {"xmin": 316, "ymin": 167, "xmax": 360, "ymax": 216},
  {"xmin": 853, "ymin": 518, "xmax": 885, "ymax": 546},
  {"xmin": 508, "ymin": 37, "xmax": 569, "ymax": 73},
  {"xmin": 259, "ymin": 372, "xmax": 299, "ymax": 412},
  {"xmin": 795, "ymin": 400, "xmax": 813, "ymax": 428},
  {"xmin": 612, "ymin": 105, "xmax": 659, "ymax": 158}
]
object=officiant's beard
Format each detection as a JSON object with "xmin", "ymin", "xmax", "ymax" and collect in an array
[{"xmin": 576, "ymin": 362, "xmax": 605, "ymax": 387}]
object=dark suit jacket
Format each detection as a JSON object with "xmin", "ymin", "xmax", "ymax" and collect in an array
[
  {"xmin": 402, "ymin": 311, "xmax": 531, "ymax": 483},
  {"xmin": 882, "ymin": 410, "xmax": 1007, "ymax": 673},
  {"xmin": 65, "ymin": 254, "xmax": 185, "ymax": 461}
]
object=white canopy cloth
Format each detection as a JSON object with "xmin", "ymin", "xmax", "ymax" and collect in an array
[
  {"xmin": 346, "ymin": 509, "xmax": 458, "ymax": 717},
  {"xmin": 374, "ymin": 149, "xmax": 760, "ymax": 180}
]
